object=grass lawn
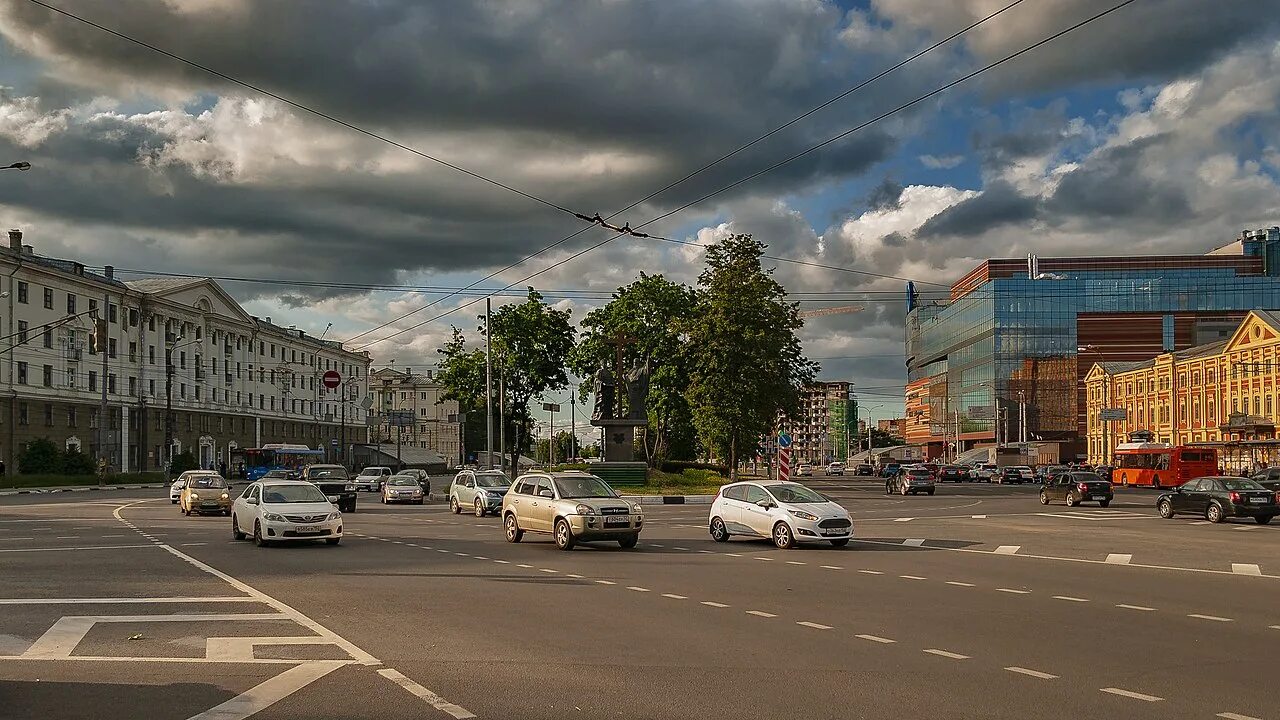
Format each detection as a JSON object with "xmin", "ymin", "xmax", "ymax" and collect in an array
[
  {"xmin": 615, "ymin": 469, "xmax": 725, "ymax": 496},
  {"xmin": 4, "ymin": 473, "xmax": 166, "ymax": 489}
]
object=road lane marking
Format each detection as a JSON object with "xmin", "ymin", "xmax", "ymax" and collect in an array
[
  {"xmin": 661, "ymin": 593, "xmax": 687, "ymax": 599},
  {"xmin": 1187, "ymin": 613, "xmax": 1233, "ymax": 622},
  {"xmin": 566, "ymin": 574, "xmax": 584, "ymax": 579},
  {"xmin": 649, "ymin": 543, "xmax": 664, "ymax": 548},
  {"xmin": 493, "ymin": 560, "xmax": 510, "ymax": 564},
  {"xmin": 673, "ymin": 547, "xmax": 689, "ymax": 551},
  {"xmin": 0, "ymin": 596, "xmax": 257, "ymax": 605},
  {"xmin": 855, "ymin": 634, "xmax": 895, "ymax": 644},
  {"xmin": 437, "ymin": 549, "xmax": 451, "ymax": 554},
  {"xmin": 377, "ymin": 668, "xmax": 477, "ymax": 720},
  {"xmin": 945, "ymin": 581, "xmax": 975, "ymax": 587},
  {"xmin": 902, "ymin": 538, "xmax": 925, "ymax": 547},
  {"xmin": 858, "ymin": 570, "xmax": 883, "ymax": 575},
  {"xmin": 797, "ymin": 621, "xmax": 832, "ymax": 630},
  {"xmin": 1192, "ymin": 520, "xmax": 1211, "ymax": 525},
  {"xmin": 1006, "ymin": 667, "xmax": 1058, "ymax": 679},
  {"xmin": 1270, "ymin": 625, "xmax": 1280, "ymax": 630},
  {"xmin": 1105, "ymin": 554, "xmax": 1132, "ymax": 564},
  {"xmin": 820, "ymin": 565, "xmax": 843, "ymax": 570},
  {"xmin": 725, "ymin": 553, "xmax": 741, "ymax": 557},
  {"xmin": 1053, "ymin": 596, "xmax": 1089, "ymax": 602},
  {"xmin": 0, "ymin": 544, "xmax": 156, "ymax": 553},
  {"xmin": 971, "ymin": 514, "xmax": 987, "ymax": 519},
  {"xmin": 900, "ymin": 575, "xmax": 926, "ymax": 580},
  {"xmin": 1116, "ymin": 604, "xmax": 1156, "ymax": 611},
  {"xmin": 595, "ymin": 580, "xmax": 616, "ymax": 585},
  {"xmin": 746, "ymin": 611, "xmax": 776, "ymax": 617},
  {"xmin": 1232, "ymin": 563, "xmax": 1262, "ymax": 576},
  {"xmin": 55, "ymin": 536, "xmax": 80, "ymax": 539},
  {"xmin": 517, "ymin": 564, "xmax": 533, "ymax": 568},
  {"xmin": 701, "ymin": 601, "xmax": 729, "ymax": 608},
  {"xmin": 993, "ymin": 545, "xmax": 1020, "ymax": 555},
  {"xmin": 754, "ymin": 556, "xmax": 773, "ymax": 561},
  {"xmin": 1217, "ymin": 713, "xmax": 1263, "ymax": 720},
  {"xmin": 472, "ymin": 555, "xmax": 486, "ymax": 560},
  {"xmin": 626, "ymin": 586, "xmax": 649, "ymax": 592},
  {"xmin": 923, "ymin": 649, "xmax": 969, "ymax": 659},
  {"xmin": 894, "ymin": 518, "xmax": 914, "ymax": 522},
  {"xmin": 453, "ymin": 552, "xmax": 469, "ymax": 557},
  {"xmin": 188, "ymin": 661, "xmax": 350, "ymax": 720},
  {"xmin": 786, "ymin": 561, "xmax": 806, "ymax": 565},
  {"xmin": 23, "ymin": 613, "xmax": 290, "ymax": 658},
  {"xmin": 205, "ymin": 636, "xmax": 333, "ymax": 661},
  {"xmin": 996, "ymin": 588, "xmax": 1030, "ymax": 594},
  {"xmin": 1100, "ymin": 688, "xmax": 1162, "ymax": 702}
]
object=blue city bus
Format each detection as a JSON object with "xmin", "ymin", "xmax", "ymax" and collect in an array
[{"xmin": 238, "ymin": 443, "xmax": 325, "ymax": 481}]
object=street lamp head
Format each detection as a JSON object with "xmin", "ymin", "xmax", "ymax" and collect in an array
[{"xmin": 3, "ymin": 161, "xmax": 32, "ymax": 171}]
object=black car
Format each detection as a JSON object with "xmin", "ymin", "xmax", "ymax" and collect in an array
[
  {"xmin": 937, "ymin": 465, "xmax": 971, "ymax": 482},
  {"xmin": 1039, "ymin": 472, "xmax": 1112, "ymax": 507},
  {"xmin": 855, "ymin": 464, "xmax": 875, "ymax": 476},
  {"xmin": 1249, "ymin": 468, "xmax": 1280, "ymax": 491},
  {"xmin": 301, "ymin": 464, "xmax": 358, "ymax": 513},
  {"xmin": 1157, "ymin": 476, "xmax": 1278, "ymax": 524},
  {"xmin": 998, "ymin": 467, "xmax": 1027, "ymax": 485}
]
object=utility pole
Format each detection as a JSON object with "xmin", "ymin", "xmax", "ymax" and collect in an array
[
  {"xmin": 98, "ymin": 291, "xmax": 110, "ymax": 485},
  {"xmin": 548, "ymin": 407, "xmax": 555, "ymax": 468},
  {"xmin": 1017, "ymin": 390, "xmax": 1027, "ymax": 445},
  {"xmin": 164, "ymin": 334, "xmax": 176, "ymax": 480},
  {"xmin": 485, "ymin": 297, "xmax": 493, "ymax": 470},
  {"xmin": 498, "ymin": 366, "xmax": 506, "ymax": 476},
  {"xmin": 570, "ymin": 390, "xmax": 576, "ymax": 462}
]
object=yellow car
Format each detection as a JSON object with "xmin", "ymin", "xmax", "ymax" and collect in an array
[{"xmin": 180, "ymin": 475, "xmax": 232, "ymax": 516}]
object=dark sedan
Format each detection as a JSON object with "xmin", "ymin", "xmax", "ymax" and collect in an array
[
  {"xmin": 1249, "ymin": 468, "xmax": 1280, "ymax": 491},
  {"xmin": 938, "ymin": 465, "xmax": 971, "ymax": 482},
  {"xmin": 1039, "ymin": 472, "xmax": 1112, "ymax": 507},
  {"xmin": 998, "ymin": 467, "xmax": 1028, "ymax": 485},
  {"xmin": 854, "ymin": 464, "xmax": 875, "ymax": 476},
  {"xmin": 1157, "ymin": 476, "xmax": 1278, "ymax": 524}
]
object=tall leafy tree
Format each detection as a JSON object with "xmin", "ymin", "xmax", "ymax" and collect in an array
[
  {"xmin": 435, "ymin": 327, "xmax": 488, "ymax": 460},
  {"xmin": 570, "ymin": 273, "xmax": 699, "ymax": 466},
  {"xmin": 684, "ymin": 234, "xmax": 816, "ymax": 478}
]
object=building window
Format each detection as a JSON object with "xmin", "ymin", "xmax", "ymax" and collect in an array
[
  {"xmin": 43, "ymin": 287, "xmax": 53, "ymax": 309},
  {"xmin": 43, "ymin": 403, "xmax": 53, "ymax": 427},
  {"xmin": 1254, "ymin": 396, "xmax": 1261, "ymax": 415},
  {"xmin": 16, "ymin": 281, "xmax": 28, "ymax": 304},
  {"xmin": 195, "ymin": 386, "xmax": 201, "ymax": 400},
  {"xmin": 17, "ymin": 362, "xmax": 27, "ymax": 385},
  {"xmin": 89, "ymin": 409, "xmax": 98, "ymax": 428},
  {"xmin": 67, "ymin": 293, "xmax": 76, "ymax": 314},
  {"xmin": 128, "ymin": 342, "xmax": 137, "ymax": 362},
  {"xmin": 108, "ymin": 338, "xmax": 117, "ymax": 359},
  {"xmin": 66, "ymin": 369, "xmax": 75, "ymax": 388},
  {"xmin": 129, "ymin": 308, "xmax": 138, "ymax": 327},
  {"xmin": 195, "ymin": 325, "xmax": 202, "ymax": 340},
  {"xmin": 88, "ymin": 299, "xmax": 97, "ymax": 316},
  {"xmin": 108, "ymin": 303, "xmax": 117, "ymax": 324},
  {"xmin": 17, "ymin": 403, "xmax": 27, "ymax": 425},
  {"xmin": 1161, "ymin": 315, "xmax": 1175, "ymax": 352},
  {"xmin": 180, "ymin": 383, "xmax": 186, "ymax": 399},
  {"xmin": 42, "ymin": 329, "xmax": 52, "ymax": 349},
  {"xmin": 149, "ymin": 315, "xmax": 156, "ymax": 332},
  {"xmin": 149, "ymin": 379, "xmax": 155, "ymax": 396},
  {"xmin": 67, "ymin": 407, "xmax": 77, "ymax": 427},
  {"xmin": 42, "ymin": 364, "xmax": 52, "ymax": 387},
  {"xmin": 108, "ymin": 374, "xmax": 116, "ymax": 394},
  {"xmin": 17, "ymin": 320, "xmax": 27, "ymax": 345},
  {"xmin": 180, "ymin": 351, "xmax": 187, "ymax": 369},
  {"xmin": 129, "ymin": 376, "xmax": 136, "ymax": 395},
  {"xmin": 88, "ymin": 370, "xmax": 97, "ymax": 391},
  {"xmin": 1268, "ymin": 396, "xmax": 1273, "ymax": 416}
]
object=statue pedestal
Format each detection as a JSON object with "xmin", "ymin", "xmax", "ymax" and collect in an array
[{"xmin": 592, "ymin": 418, "xmax": 646, "ymax": 463}]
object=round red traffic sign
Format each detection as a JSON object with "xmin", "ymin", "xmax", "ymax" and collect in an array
[{"xmin": 322, "ymin": 370, "xmax": 341, "ymax": 389}]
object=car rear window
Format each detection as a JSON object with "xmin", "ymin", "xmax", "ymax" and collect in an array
[{"xmin": 908, "ymin": 469, "xmax": 931, "ymax": 477}]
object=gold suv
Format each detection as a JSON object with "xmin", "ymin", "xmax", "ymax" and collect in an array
[{"xmin": 502, "ymin": 471, "xmax": 643, "ymax": 550}]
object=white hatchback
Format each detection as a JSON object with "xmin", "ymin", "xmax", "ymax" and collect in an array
[
  {"xmin": 709, "ymin": 481, "xmax": 852, "ymax": 549},
  {"xmin": 231, "ymin": 480, "xmax": 343, "ymax": 547}
]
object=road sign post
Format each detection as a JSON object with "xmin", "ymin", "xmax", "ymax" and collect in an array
[{"xmin": 777, "ymin": 433, "xmax": 792, "ymax": 482}]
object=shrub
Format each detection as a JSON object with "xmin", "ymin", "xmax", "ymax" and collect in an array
[
  {"xmin": 170, "ymin": 451, "xmax": 199, "ymax": 475},
  {"xmin": 680, "ymin": 468, "xmax": 724, "ymax": 483},
  {"xmin": 18, "ymin": 438, "xmax": 64, "ymax": 474},
  {"xmin": 61, "ymin": 448, "xmax": 95, "ymax": 475},
  {"xmin": 658, "ymin": 460, "xmax": 728, "ymax": 476}
]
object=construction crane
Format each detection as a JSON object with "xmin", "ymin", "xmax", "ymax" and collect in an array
[{"xmin": 797, "ymin": 305, "xmax": 865, "ymax": 319}]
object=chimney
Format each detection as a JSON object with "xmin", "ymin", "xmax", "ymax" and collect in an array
[
  {"xmin": 7, "ymin": 229, "xmax": 20, "ymax": 251},
  {"xmin": 22, "ymin": 245, "xmax": 34, "ymax": 256},
  {"xmin": 265, "ymin": 316, "xmax": 271, "ymax": 325},
  {"xmin": 104, "ymin": 265, "xmax": 114, "ymax": 281}
]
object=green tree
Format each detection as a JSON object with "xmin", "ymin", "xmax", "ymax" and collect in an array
[
  {"xmin": 435, "ymin": 327, "xmax": 489, "ymax": 459},
  {"xmin": 18, "ymin": 438, "xmax": 63, "ymax": 474},
  {"xmin": 62, "ymin": 448, "xmax": 95, "ymax": 475},
  {"xmin": 569, "ymin": 273, "xmax": 699, "ymax": 466},
  {"xmin": 684, "ymin": 234, "xmax": 816, "ymax": 479},
  {"xmin": 170, "ymin": 450, "xmax": 199, "ymax": 475}
]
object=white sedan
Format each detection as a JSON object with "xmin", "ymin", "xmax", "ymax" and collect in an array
[
  {"xmin": 231, "ymin": 480, "xmax": 343, "ymax": 547},
  {"xmin": 708, "ymin": 480, "xmax": 852, "ymax": 548}
]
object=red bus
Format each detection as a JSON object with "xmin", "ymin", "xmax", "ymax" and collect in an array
[{"xmin": 1111, "ymin": 443, "xmax": 1217, "ymax": 489}]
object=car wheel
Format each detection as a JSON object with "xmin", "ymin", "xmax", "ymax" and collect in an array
[
  {"xmin": 475, "ymin": 499, "xmax": 485, "ymax": 517},
  {"xmin": 171, "ymin": 499, "xmax": 178, "ymax": 504},
  {"xmin": 1065, "ymin": 493, "xmax": 1077, "ymax": 507},
  {"xmin": 618, "ymin": 535, "xmax": 638, "ymax": 549},
  {"xmin": 1099, "ymin": 500, "xmax": 1111, "ymax": 508},
  {"xmin": 450, "ymin": 497, "xmax": 460, "ymax": 514},
  {"xmin": 900, "ymin": 485, "xmax": 909, "ymax": 496},
  {"xmin": 1257, "ymin": 515, "xmax": 1273, "ymax": 525},
  {"xmin": 709, "ymin": 516, "xmax": 730, "ymax": 542},
  {"xmin": 772, "ymin": 522, "xmax": 795, "ymax": 549},
  {"xmin": 504, "ymin": 513, "xmax": 523, "ymax": 543},
  {"xmin": 554, "ymin": 518, "xmax": 575, "ymax": 550},
  {"xmin": 830, "ymin": 538, "xmax": 849, "ymax": 547},
  {"xmin": 231, "ymin": 514, "xmax": 245, "ymax": 541},
  {"xmin": 253, "ymin": 520, "xmax": 270, "ymax": 547},
  {"xmin": 1039, "ymin": 491, "xmax": 1050, "ymax": 505},
  {"xmin": 325, "ymin": 537, "xmax": 341, "ymax": 545},
  {"xmin": 1158, "ymin": 499, "xmax": 1175, "ymax": 518},
  {"xmin": 415, "ymin": 499, "xmax": 423, "ymax": 505},
  {"xmin": 1206, "ymin": 502, "xmax": 1224, "ymax": 524}
]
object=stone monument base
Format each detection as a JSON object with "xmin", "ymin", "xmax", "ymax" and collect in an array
[{"xmin": 593, "ymin": 419, "xmax": 646, "ymax": 462}]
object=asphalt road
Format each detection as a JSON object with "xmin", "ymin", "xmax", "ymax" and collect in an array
[{"xmin": 1, "ymin": 480, "xmax": 1276, "ymax": 720}]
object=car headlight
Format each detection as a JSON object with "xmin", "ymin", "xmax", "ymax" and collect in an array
[
  {"xmin": 189, "ymin": 492, "xmax": 199, "ymax": 500},
  {"xmin": 790, "ymin": 510, "xmax": 819, "ymax": 521},
  {"xmin": 575, "ymin": 504, "xmax": 596, "ymax": 516},
  {"xmin": 328, "ymin": 511, "xmax": 342, "ymax": 520},
  {"xmin": 220, "ymin": 493, "xmax": 229, "ymax": 500},
  {"xmin": 630, "ymin": 504, "xmax": 643, "ymax": 516},
  {"xmin": 263, "ymin": 512, "xmax": 285, "ymax": 522},
  {"xmin": 344, "ymin": 484, "xmax": 356, "ymax": 491}
]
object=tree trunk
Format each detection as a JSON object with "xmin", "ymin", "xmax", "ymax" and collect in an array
[{"xmin": 729, "ymin": 433, "xmax": 738, "ymax": 480}]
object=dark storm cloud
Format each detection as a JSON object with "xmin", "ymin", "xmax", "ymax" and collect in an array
[
  {"xmin": 865, "ymin": 178, "xmax": 904, "ymax": 212},
  {"xmin": 1045, "ymin": 135, "xmax": 1193, "ymax": 225},
  {"xmin": 916, "ymin": 181, "xmax": 1039, "ymax": 238}
]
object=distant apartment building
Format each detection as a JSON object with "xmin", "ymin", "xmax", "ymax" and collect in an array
[
  {"xmin": 370, "ymin": 367, "xmax": 461, "ymax": 466},
  {"xmin": 877, "ymin": 418, "xmax": 906, "ymax": 438},
  {"xmin": 0, "ymin": 229, "xmax": 372, "ymax": 473},
  {"xmin": 784, "ymin": 381, "xmax": 854, "ymax": 464}
]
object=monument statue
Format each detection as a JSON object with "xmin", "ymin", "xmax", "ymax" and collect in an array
[
  {"xmin": 625, "ymin": 356, "xmax": 650, "ymax": 421},
  {"xmin": 591, "ymin": 366, "xmax": 615, "ymax": 421}
]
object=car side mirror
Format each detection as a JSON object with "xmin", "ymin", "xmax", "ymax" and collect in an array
[
  {"xmin": 756, "ymin": 499, "xmax": 774, "ymax": 509},
  {"xmin": 246, "ymin": 497, "xmax": 259, "ymax": 505},
  {"xmin": 538, "ymin": 489, "xmax": 554, "ymax": 499}
]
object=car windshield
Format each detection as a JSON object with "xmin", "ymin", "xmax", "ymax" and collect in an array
[
  {"xmin": 553, "ymin": 475, "xmax": 616, "ymax": 499},
  {"xmin": 388, "ymin": 478, "xmax": 418, "ymax": 486},
  {"xmin": 308, "ymin": 468, "xmax": 346, "ymax": 479},
  {"xmin": 476, "ymin": 474, "xmax": 510, "ymax": 488},
  {"xmin": 1220, "ymin": 478, "xmax": 1265, "ymax": 491},
  {"xmin": 358, "ymin": 469, "xmax": 383, "ymax": 477},
  {"xmin": 190, "ymin": 477, "xmax": 226, "ymax": 489},
  {"xmin": 767, "ymin": 483, "xmax": 827, "ymax": 503},
  {"xmin": 261, "ymin": 484, "xmax": 329, "ymax": 503}
]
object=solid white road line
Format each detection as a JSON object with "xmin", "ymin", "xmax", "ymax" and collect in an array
[
  {"xmin": 377, "ymin": 668, "xmax": 477, "ymax": 720},
  {"xmin": 701, "ymin": 601, "xmax": 729, "ymax": 608},
  {"xmin": 0, "ymin": 543, "xmax": 157, "ymax": 553},
  {"xmin": 1187, "ymin": 613, "xmax": 1234, "ymax": 622},
  {"xmin": 1105, "ymin": 554, "xmax": 1132, "ymax": 564},
  {"xmin": 945, "ymin": 581, "xmax": 975, "ymax": 587},
  {"xmin": 0, "ymin": 596, "xmax": 256, "ymax": 605},
  {"xmin": 1116, "ymin": 604, "xmax": 1156, "ymax": 611},
  {"xmin": 797, "ymin": 621, "xmax": 833, "ymax": 630},
  {"xmin": 661, "ymin": 594, "xmax": 687, "ymax": 600},
  {"xmin": 1217, "ymin": 712, "xmax": 1263, "ymax": 720},
  {"xmin": 923, "ymin": 649, "xmax": 969, "ymax": 660},
  {"xmin": 996, "ymin": 588, "xmax": 1030, "ymax": 594},
  {"xmin": 1005, "ymin": 666, "xmax": 1058, "ymax": 679},
  {"xmin": 23, "ymin": 613, "xmax": 290, "ymax": 658},
  {"xmin": 902, "ymin": 538, "xmax": 925, "ymax": 547},
  {"xmin": 1100, "ymin": 687, "xmax": 1163, "ymax": 702},
  {"xmin": 746, "ymin": 611, "xmax": 776, "ymax": 618},
  {"xmin": 855, "ymin": 634, "xmax": 895, "ymax": 644},
  {"xmin": 188, "ymin": 661, "xmax": 349, "ymax": 720},
  {"xmin": 1232, "ymin": 563, "xmax": 1262, "ymax": 576},
  {"xmin": 993, "ymin": 545, "xmax": 1021, "ymax": 555},
  {"xmin": 1053, "ymin": 596, "xmax": 1089, "ymax": 602}
]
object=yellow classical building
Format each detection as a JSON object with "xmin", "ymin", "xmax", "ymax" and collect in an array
[{"xmin": 1084, "ymin": 310, "xmax": 1280, "ymax": 465}]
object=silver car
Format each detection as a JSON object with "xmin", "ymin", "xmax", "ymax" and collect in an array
[
  {"xmin": 450, "ymin": 470, "xmax": 511, "ymax": 517},
  {"xmin": 502, "ymin": 471, "xmax": 643, "ymax": 550},
  {"xmin": 381, "ymin": 475, "xmax": 425, "ymax": 505}
]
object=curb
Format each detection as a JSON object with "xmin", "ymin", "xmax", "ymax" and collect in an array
[{"xmin": 0, "ymin": 484, "xmax": 163, "ymax": 496}]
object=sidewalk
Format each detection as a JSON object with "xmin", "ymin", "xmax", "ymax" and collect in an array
[{"xmin": 0, "ymin": 482, "xmax": 165, "ymax": 496}]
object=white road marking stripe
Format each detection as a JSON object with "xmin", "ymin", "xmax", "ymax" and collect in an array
[
  {"xmin": 725, "ymin": 553, "xmax": 741, "ymax": 557},
  {"xmin": 1217, "ymin": 712, "xmax": 1263, "ymax": 720},
  {"xmin": 1187, "ymin": 613, "xmax": 1233, "ymax": 622},
  {"xmin": 437, "ymin": 549, "xmax": 450, "ymax": 554},
  {"xmin": 858, "ymin": 569, "xmax": 883, "ymax": 575},
  {"xmin": 661, "ymin": 594, "xmax": 687, "ymax": 600},
  {"xmin": 189, "ymin": 661, "xmax": 349, "ymax": 720},
  {"xmin": 566, "ymin": 574, "xmax": 584, "ymax": 579},
  {"xmin": 0, "ymin": 596, "xmax": 256, "ymax": 605},
  {"xmin": 701, "ymin": 601, "xmax": 729, "ymax": 608},
  {"xmin": 377, "ymin": 668, "xmax": 477, "ymax": 719},
  {"xmin": 1270, "ymin": 625, "xmax": 1280, "ymax": 630},
  {"xmin": 55, "ymin": 536, "xmax": 80, "ymax": 539},
  {"xmin": 754, "ymin": 557, "xmax": 774, "ymax": 561},
  {"xmin": 797, "ymin": 621, "xmax": 832, "ymax": 630},
  {"xmin": 902, "ymin": 538, "xmax": 925, "ymax": 547},
  {"xmin": 595, "ymin": 580, "xmax": 616, "ymax": 585},
  {"xmin": 786, "ymin": 561, "xmax": 806, "ymax": 565},
  {"xmin": 1053, "ymin": 596, "xmax": 1089, "ymax": 602},
  {"xmin": 1100, "ymin": 688, "xmax": 1163, "ymax": 702},
  {"xmin": 746, "ymin": 610, "xmax": 775, "ymax": 617},
  {"xmin": 996, "ymin": 588, "xmax": 1030, "ymax": 594},
  {"xmin": 1116, "ymin": 604, "xmax": 1156, "ymax": 611},
  {"xmin": 23, "ymin": 613, "xmax": 290, "ymax": 658},
  {"xmin": 923, "ymin": 649, "xmax": 969, "ymax": 659},
  {"xmin": 1105, "ymin": 554, "xmax": 1132, "ymax": 564},
  {"xmin": 945, "ymin": 581, "xmax": 975, "ymax": 587},
  {"xmin": 1232, "ymin": 563, "xmax": 1262, "ymax": 576},
  {"xmin": 1006, "ymin": 666, "xmax": 1057, "ymax": 679},
  {"xmin": 453, "ymin": 552, "xmax": 469, "ymax": 557},
  {"xmin": 0, "ymin": 544, "xmax": 156, "ymax": 553},
  {"xmin": 993, "ymin": 545, "xmax": 1021, "ymax": 555},
  {"xmin": 405, "ymin": 544, "xmax": 419, "ymax": 548},
  {"xmin": 626, "ymin": 586, "xmax": 649, "ymax": 592},
  {"xmin": 855, "ymin": 634, "xmax": 895, "ymax": 644},
  {"xmin": 517, "ymin": 564, "xmax": 533, "ymax": 568},
  {"xmin": 673, "ymin": 547, "xmax": 689, "ymax": 551},
  {"xmin": 820, "ymin": 565, "xmax": 843, "ymax": 570},
  {"xmin": 894, "ymin": 517, "xmax": 914, "ymax": 522},
  {"xmin": 971, "ymin": 514, "xmax": 987, "ymax": 519},
  {"xmin": 900, "ymin": 575, "xmax": 926, "ymax": 580},
  {"xmin": 493, "ymin": 560, "xmax": 510, "ymax": 564},
  {"xmin": 649, "ymin": 543, "xmax": 664, "ymax": 548}
]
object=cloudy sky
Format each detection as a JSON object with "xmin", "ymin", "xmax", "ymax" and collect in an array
[{"xmin": 3, "ymin": 0, "xmax": 1279, "ymax": 433}]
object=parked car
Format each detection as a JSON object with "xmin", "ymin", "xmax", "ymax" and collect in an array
[
  {"xmin": 1094, "ymin": 465, "xmax": 1115, "ymax": 482},
  {"xmin": 450, "ymin": 469, "xmax": 512, "ymax": 517},
  {"xmin": 997, "ymin": 466, "xmax": 1033, "ymax": 484},
  {"xmin": 301, "ymin": 464, "xmax": 357, "ymax": 513},
  {"xmin": 709, "ymin": 480, "xmax": 853, "ymax": 548},
  {"xmin": 502, "ymin": 471, "xmax": 643, "ymax": 550},
  {"xmin": 794, "ymin": 463, "xmax": 813, "ymax": 477},
  {"xmin": 854, "ymin": 464, "xmax": 875, "ymax": 476},
  {"xmin": 890, "ymin": 467, "xmax": 935, "ymax": 496},
  {"xmin": 1036, "ymin": 465, "xmax": 1070, "ymax": 482},
  {"xmin": 973, "ymin": 464, "xmax": 997, "ymax": 482},
  {"xmin": 382, "ymin": 476, "xmax": 425, "ymax": 505},
  {"xmin": 1157, "ymin": 476, "xmax": 1278, "ymax": 524},
  {"xmin": 261, "ymin": 469, "xmax": 297, "ymax": 481},
  {"xmin": 180, "ymin": 474, "xmax": 232, "ymax": 516},
  {"xmin": 355, "ymin": 466, "xmax": 393, "ymax": 491},
  {"xmin": 1249, "ymin": 467, "xmax": 1280, "ymax": 491},
  {"xmin": 880, "ymin": 463, "xmax": 901, "ymax": 478},
  {"xmin": 1039, "ymin": 471, "xmax": 1113, "ymax": 507},
  {"xmin": 824, "ymin": 462, "xmax": 845, "ymax": 476},
  {"xmin": 231, "ymin": 479, "xmax": 343, "ymax": 546},
  {"xmin": 937, "ymin": 465, "xmax": 971, "ymax": 482}
]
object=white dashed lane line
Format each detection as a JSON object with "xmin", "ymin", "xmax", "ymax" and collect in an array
[
  {"xmin": 996, "ymin": 588, "xmax": 1031, "ymax": 594},
  {"xmin": 595, "ymin": 580, "xmax": 616, "ymax": 585},
  {"xmin": 1116, "ymin": 604, "xmax": 1156, "ymax": 611},
  {"xmin": 746, "ymin": 611, "xmax": 776, "ymax": 618},
  {"xmin": 1187, "ymin": 613, "xmax": 1233, "ymax": 622},
  {"xmin": 797, "ymin": 621, "xmax": 833, "ymax": 630},
  {"xmin": 855, "ymin": 634, "xmax": 895, "ymax": 644},
  {"xmin": 858, "ymin": 570, "xmax": 883, "ymax": 575},
  {"xmin": 661, "ymin": 593, "xmax": 686, "ymax": 600},
  {"xmin": 945, "ymin": 581, "xmax": 975, "ymax": 587},
  {"xmin": 1052, "ymin": 596, "xmax": 1089, "ymax": 603},
  {"xmin": 626, "ymin": 586, "xmax": 650, "ymax": 592},
  {"xmin": 1217, "ymin": 712, "xmax": 1263, "ymax": 720},
  {"xmin": 900, "ymin": 575, "xmax": 926, "ymax": 580},
  {"xmin": 701, "ymin": 601, "xmax": 729, "ymax": 608},
  {"xmin": 820, "ymin": 565, "xmax": 842, "ymax": 570},
  {"xmin": 786, "ymin": 561, "xmax": 805, "ymax": 565},
  {"xmin": 1100, "ymin": 688, "xmax": 1162, "ymax": 702},
  {"xmin": 1005, "ymin": 667, "xmax": 1058, "ymax": 679},
  {"xmin": 923, "ymin": 649, "xmax": 969, "ymax": 660}
]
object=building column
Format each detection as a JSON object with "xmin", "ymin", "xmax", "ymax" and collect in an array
[{"xmin": 121, "ymin": 405, "xmax": 131, "ymax": 473}]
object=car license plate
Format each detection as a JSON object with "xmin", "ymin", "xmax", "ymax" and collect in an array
[
  {"xmin": 1249, "ymin": 497, "xmax": 1267, "ymax": 504},
  {"xmin": 822, "ymin": 529, "xmax": 845, "ymax": 536},
  {"xmin": 1092, "ymin": 495, "xmax": 1109, "ymax": 500},
  {"xmin": 294, "ymin": 525, "xmax": 320, "ymax": 534},
  {"xmin": 604, "ymin": 516, "xmax": 629, "ymax": 527}
]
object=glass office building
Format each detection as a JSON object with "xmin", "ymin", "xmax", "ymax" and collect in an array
[{"xmin": 904, "ymin": 227, "xmax": 1280, "ymax": 459}]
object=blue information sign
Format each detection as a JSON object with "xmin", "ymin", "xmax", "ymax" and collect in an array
[{"xmin": 778, "ymin": 433, "xmax": 792, "ymax": 449}]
